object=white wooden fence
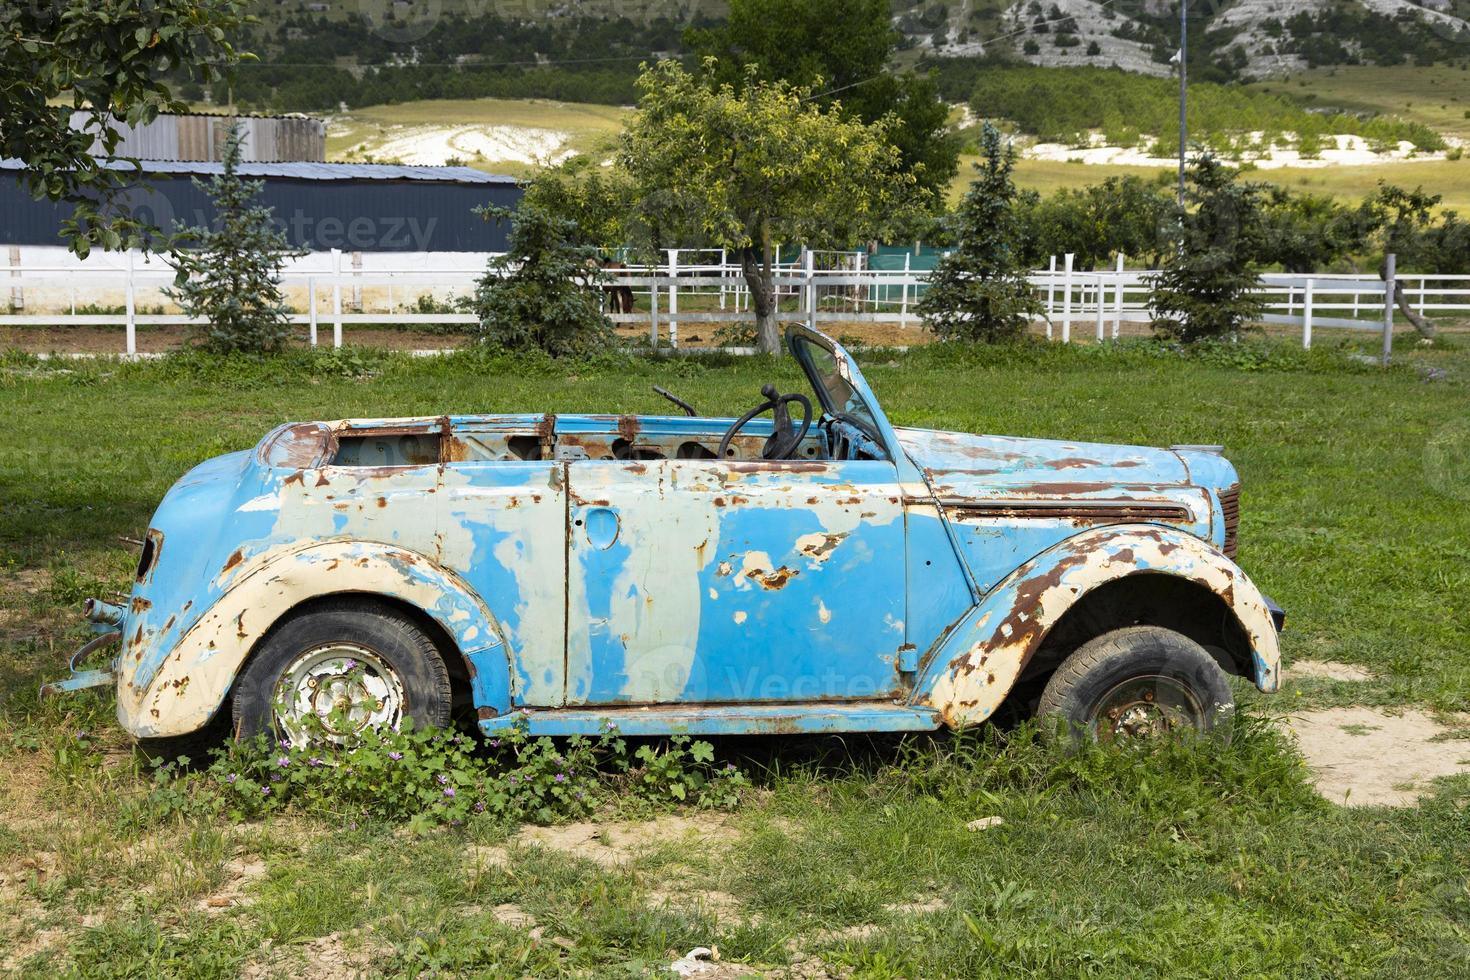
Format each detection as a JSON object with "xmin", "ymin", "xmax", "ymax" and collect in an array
[{"xmin": 4, "ymin": 245, "xmax": 1467, "ymax": 358}]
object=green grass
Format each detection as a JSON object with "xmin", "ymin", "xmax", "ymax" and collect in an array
[
  {"xmin": 1, "ymin": 339, "xmax": 1468, "ymax": 976},
  {"xmin": 1250, "ymin": 65, "xmax": 1470, "ymax": 143}
]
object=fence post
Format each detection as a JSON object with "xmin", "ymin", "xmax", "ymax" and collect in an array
[
  {"xmin": 331, "ymin": 248, "xmax": 343, "ymax": 349},
  {"xmin": 719, "ymin": 248, "xmax": 728, "ymax": 310},
  {"xmin": 804, "ymin": 248, "xmax": 816, "ymax": 331},
  {"xmin": 1113, "ymin": 254, "xmax": 1125, "ymax": 339},
  {"xmin": 899, "ymin": 251, "xmax": 911, "ymax": 329},
  {"xmin": 1302, "ymin": 278, "xmax": 1315, "ymax": 349},
  {"xmin": 1382, "ymin": 253, "xmax": 1396, "ymax": 368},
  {"xmin": 1094, "ymin": 273, "xmax": 1106, "ymax": 341},
  {"xmin": 308, "ymin": 277, "xmax": 318, "ymax": 347},
  {"xmin": 124, "ymin": 248, "xmax": 137, "ymax": 356},
  {"xmin": 668, "ymin": 249, "xmax": 679, "ymax": 348},
  {"xmin": 7, "ymin": 245, "xmax": 20, "ymax": 311},
  {"xmin": 1045, "ymin": 255, "xmax": 1056, "ymax": 339},
  {"xmin": 350, "ymin": 250, "xmax": 363, "ymax": 312},
  {"xmin": 650, "ymin": 273, "xmax": 660, "ymax": 347},
  {"xmin": 1061, "ymin": 253, "xmax": 1074, "ymax": 344}
]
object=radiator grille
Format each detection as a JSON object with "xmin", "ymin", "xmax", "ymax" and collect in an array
[{"xmin": 1220, "ymin": 485, "xmax": 1241, "ymax": 559}]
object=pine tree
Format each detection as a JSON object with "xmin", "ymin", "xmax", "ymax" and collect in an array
[
  {"xmin": 918, "ymin": 123, "xmax": 1043, "ymax": 343},
  {"xmin": 1148, "ymin": 155, "xmax": 1268, "ymax": 342},
  {"xmin": 472, "ymin": 202, "xmax": 613, "ymax": 357},
  {"xmin": 167, "ymin": 126, "xmax": 303, "ymax": 354}
]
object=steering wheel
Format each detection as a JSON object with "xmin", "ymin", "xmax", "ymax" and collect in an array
[{"xmin": 718, "ymin": 384, "xmax": 813, "ymax": 461}]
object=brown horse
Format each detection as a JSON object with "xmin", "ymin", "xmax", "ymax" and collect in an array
[{"xmin": 600, "ymin": 259, "xmax": 635, "ymax": 314}]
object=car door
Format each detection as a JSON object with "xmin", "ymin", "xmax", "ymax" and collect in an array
[{"xmin": 564, "ymin": 457, "xmax": 908, "ymax": 705}]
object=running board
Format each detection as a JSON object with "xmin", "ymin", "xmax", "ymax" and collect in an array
[{"xmin": 480, "ymin": 701, "xmax": 942, "ymax": 737}]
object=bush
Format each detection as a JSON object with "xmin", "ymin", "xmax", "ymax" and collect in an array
[
  {"xmin": 471, "ymin": 202, "xmax": 613, "ymax": 357},
  {"xmin": 1149, "ymin": 155, "xmax": 1269, "ymax": 342},
  {"xmin": 166, "ymin": 126, "xmax": 305, "ymax": 354},
  {"xmin": 918, "ymin": 123, "xmax": 1043, "ymax": 342}
]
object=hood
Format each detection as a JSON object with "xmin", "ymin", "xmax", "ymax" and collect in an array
[{"xmin": 895, "ymin": 428, "xmax": 1192, "ymax": 495}]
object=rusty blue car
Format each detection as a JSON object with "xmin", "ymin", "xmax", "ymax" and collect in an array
[{"xmin": 49, "ymin": 327, "xmax": 1282, "ymax": 748}]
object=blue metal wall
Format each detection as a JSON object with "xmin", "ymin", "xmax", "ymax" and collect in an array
[{"xmin": 0, "ymin": 171, "xmax": 522, "ymax": 252}]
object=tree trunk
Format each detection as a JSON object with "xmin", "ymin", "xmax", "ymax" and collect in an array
[
  {"xmin": 1393, "ymin": 279, "xmax": 1437, "ymax": 340},
  {"xmin": 741, "ymin": 217, "xmax": 781, "ymax": 355}
]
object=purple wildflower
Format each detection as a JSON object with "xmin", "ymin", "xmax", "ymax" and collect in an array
[
  {"xmin": 261, "ymin": 786, "xmax": 272, "ymax": 796},
  {"xmin": 489, "ymin": 738, "xmax": 500, "ymax": 748},
  {"xmin": 308, "ymin": 756, "xmax": 325, "ymax": 767},
  {"xmin": 276, "ymin": 755, "xmax": 290, "ymax": 768},
  {"xmin": 226, "ymin": 773, "xmax": 238, "ymax": 784},
  {"xmin": 509, "ymin": 775, "xmax": 519, "ymax": 783},
  {"xmin": 436, "ymin": 774, "xmax": 448, "ymax": 785},
  {"xmin": 555, "ymin": 773, "xmax": 566, "ymax": 783},
  {"xmin": 388, "ymin": 751, "xmax": 403, "ymax": 761},
  {"xmin": 343, "ymin": 659, "xmax": 357, "ymax": 670},
  {"xmin": 443, "ymin": 787, "xmax": 456, "ymax": 798},
  {"xmin": 473, "ymin": 801, "xmax": 486, "ymax": 814}
]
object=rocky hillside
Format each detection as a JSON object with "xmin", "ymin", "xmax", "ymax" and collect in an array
[{"xmin": 912, "ymin": 0, "xmax": 1470, "ymax": 80}]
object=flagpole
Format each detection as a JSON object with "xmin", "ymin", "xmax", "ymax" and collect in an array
[{"xmin": 1178, "ymin": 0, "xmax": 1188, "ymax": 205}]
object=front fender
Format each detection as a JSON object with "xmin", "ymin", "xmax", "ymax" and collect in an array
[
  {"xmin": 117, "ymin": 540, "xmax": 513, "ymax": 738},
  {"xmin": 912, "ymin": 525, "xmax": 1280, "ymax": 729}
]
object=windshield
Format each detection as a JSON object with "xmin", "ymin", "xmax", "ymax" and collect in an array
[{"xmin": 790, "ymin": 334, "xmax": 881, "ymax": 442}]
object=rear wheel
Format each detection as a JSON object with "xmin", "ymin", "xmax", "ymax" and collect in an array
[
  {"xmin": 232, "ymin": 599, "xmax": 452, "ymax": 746},
  {"xmin": 1037, "ymin": 626, "xmax": 1234, "ymax": 743}
]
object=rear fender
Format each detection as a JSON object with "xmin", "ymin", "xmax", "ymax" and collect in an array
[
  {"xmin": 117, "ymin": 540, "xmax": 512, "ymax": 738},
  {"xmin": 911, "ymin": 525, "xmax": 1280, "ymax": 728}
]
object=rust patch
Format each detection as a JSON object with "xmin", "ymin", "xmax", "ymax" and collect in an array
[
  {"xmin": 376, "ymin": 496, "xmax": 388, "ymax": 508},
  {"xmin": 798, "ymin": 532, "xmax": 847, "ymax": 562},
  {"xmin": 221, "ymin": 549, "xmax": 245, "ymax": 574},
  {"xmin": 283, "ymin": 472, "xmax": 305, "ymax": 487},
  {"xmin": 315, "ymin": 471, "xmax": 331, "ymax": 487},
  {"xmin": 1043, "ymin": 457, "xmax": 1103, "ymax": 470},
  {"xmin": 617, "ymin": 415, "xmax": 640, "ymax": 442},
  {"xmin": 130, "ymin": 596, "xmax": 152, "ymax": 614},
  {"xmin": 746, "ymin": 565, "xmax": 799, "ymax": 590}
]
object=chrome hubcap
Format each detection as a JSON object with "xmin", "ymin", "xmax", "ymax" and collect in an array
[{"xmin": 274, "ymin": 644, "xmax": 404, "ymax": 745}]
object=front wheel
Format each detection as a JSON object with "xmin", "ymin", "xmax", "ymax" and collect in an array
[
  {"xmin": 1037, "ymin": 626, "xmax": 1234, "ymax": 743},
  {"xmin": 232, "ymin": 599, "xmax": 452, "ymax": 746}
]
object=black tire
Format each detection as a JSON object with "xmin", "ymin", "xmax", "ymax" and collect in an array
[
  {"xmin": 232, "ymin": 598, "xmax": 452, "ymax": 744},
  {"xmin": 1037, "ymin": 626, "xmax": 1234, "ymax": 743}
]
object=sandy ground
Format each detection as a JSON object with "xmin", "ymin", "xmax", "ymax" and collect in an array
[
  {"xmin": 344, "ymin": 124, "xmax": 577, "ymax": 167},
  {"xmin": 1287, "ymin": 707, "xmax": 1470, "ymax": 807},
  {"xmin": 1025, "ymin": 133, "xmax": 1460, "ymax": 170}
]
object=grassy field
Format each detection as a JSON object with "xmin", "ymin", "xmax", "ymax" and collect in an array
[
  {"xmin": 1251, "ymin": 65, "xmax": 1470, "ymax": 143},
  {"xmin": 2, "ymin": 338, "xmax": 1469, "ymax": 976}
]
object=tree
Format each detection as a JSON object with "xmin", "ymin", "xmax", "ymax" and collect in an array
[
  {"xmin": 166, "ymin": 127, "xmax": 304, "ymax": 355},
  {"xmin": 1148, "ymin": 155, "xmax": 1269, "ymax": 343},
  {"xmin": 1019, "ymin": 176, "xmax": 1176, "ymax": 270},
  {"xmin": 2, "ymin": 0, "xmax": 244, "ymax": 256},
  {"xmin": 620, "ymin": 60, "xmax": 922, "ymax": 355},
  {"xmin": 1259, "ymin": 188, "xmax": 1377, "ymax": 273},
  {"xmin": 686, "ymin": 0, "xmax": 961, "ymax": 199},
  {"xmin": 917, "ymin": 123, "xmax": 1043, "ymax": 343},
  {"xmin": 471, "ymin": 202, "xmax": 613, "ymax": 357}
]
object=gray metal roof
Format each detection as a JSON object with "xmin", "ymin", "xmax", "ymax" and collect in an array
[{"xmin": 0, "ymin": 158, "xmax": 520, "ymax": 185}]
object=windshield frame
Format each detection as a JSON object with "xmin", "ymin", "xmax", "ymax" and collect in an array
[{"xmin": 786, "ymin": 326, "xmax": 902, "ymax": 463}]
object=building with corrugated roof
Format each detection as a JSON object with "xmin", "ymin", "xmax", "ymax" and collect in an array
[
  {"xmin": 70, "ymin": 111, "xmax": 327, "ymax": 163},
  {"xmin": 0, "ymin": 160, "xmax": 523, "ymax": 252}
]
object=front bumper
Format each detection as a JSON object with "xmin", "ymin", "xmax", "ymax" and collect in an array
[{"xmin": 38, "ymin": 605, "xmax": 122, "ymax": 700}]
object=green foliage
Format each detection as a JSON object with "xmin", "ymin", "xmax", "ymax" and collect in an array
[
  {"xmin": 1258, "ymin": 188, "xmax": 1380, "ymax": 273},
  {"xmin": 1364, "ymin": 183, "xmax": 1470, "ymax": 275},
  {"xmin": 141, "ymin": 720, "xmax": 747, "ymax": 832},
  {"xmin": 1018, "ymin": 175, "xmax": 1177, "ymax": 270},
  {"xmin": 470, "ymin": 202, "xmax": 613, "ymax": 357},
  {"xmin": 1149, "ymin": 156, "xmax": 1269, "ymax": 343},
  {"xmin": 918, "ymin": 123, "xmax": 1043, "ymax": 342},
  {"xmin": 521, "ymin": 158, "xmax": 638, "ymax": 250},
  {"xmin": 941, "ymin": 65, "xmax": 1444, "ymax": 156},
  {"xmin": 0, "ymin": 0, "xmax": 244, "ymax": 256},
  {"xmin": 165, "ymin": 127, "xmax": 305, "ymax": 355},
  {"xmin": 686, "ymin": 0, "xmax": 960, "ymax": 198},
  {"xmin": 620, "ymin": 59, "xmax": 922, "ymax": 353}
]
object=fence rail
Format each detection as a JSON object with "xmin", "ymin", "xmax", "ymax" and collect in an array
[{"xmin": 4, "ymin": 246, "xmax": 1468, "ymax": 358}]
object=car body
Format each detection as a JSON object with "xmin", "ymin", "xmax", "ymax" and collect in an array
[{"xmin": 49, "ymin": 327, "xmax": 1282, "ymax": 742}]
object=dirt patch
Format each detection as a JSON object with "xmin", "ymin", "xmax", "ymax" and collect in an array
[
  {"xmin": 512, "ymin": 814, "xmax": 739, "ymax": 868},
  {"xmin": 241, "ymin": 930, "xmax": 386, "ymax": 980},
  {"xmin": 195, "ymin": 856, "xmax": 267, "ymax": 914},
  {"xmin": 1287, "ymin": 707, "xmax": 1470, "ymax": 806},
  {"xmin": 1282, "ymin": 660, "xmax": 1374, "ymax": 683}
]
